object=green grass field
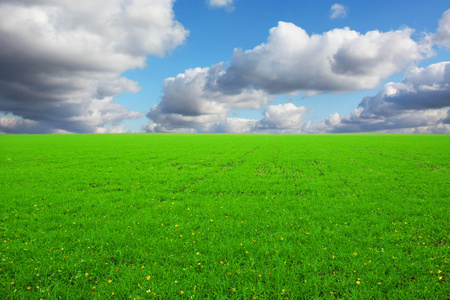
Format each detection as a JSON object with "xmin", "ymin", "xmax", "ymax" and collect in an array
[{"xmin": 0, "ymin": 133, "xmax": 449, "ymax": 299}]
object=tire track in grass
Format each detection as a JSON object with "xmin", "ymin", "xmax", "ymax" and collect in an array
[
  {"xmin": 286, "ymin": 154, "xmax": 357, "ymax": 197},
  {"xmin": 175, "ymin": 146, "xmax": 261, "ymax": 194},
  {"xmin": 337, "ymin": 176, "xmax": 357, "ymax": 195}
]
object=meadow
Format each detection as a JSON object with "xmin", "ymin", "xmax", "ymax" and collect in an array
[{"xmin": 0, "ymin": 133, "xmax": 448, "ymax": 299}]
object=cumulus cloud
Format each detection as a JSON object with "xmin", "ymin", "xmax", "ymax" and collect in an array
[
  {"xmin": 433, "ymin": 9, "xmax": 450, "ymax": 46},
  {"xmin": 218, "ymin": 22, "xmax": 428, "ymax": 96},
  {"xmin": 215, "ymin": 104, "xmax": 311, "ymax": 134},
  {"xmin": 146, "ymin": 65, "xmax": 271, "ymax": 132},
  {"xmin": 213, "ymin": 118, "xmax": 258, "ymax": 133},
  {"xmin": 314, "ymin": 62, "xmax": 450, "ymax": 134},
  {"xmin": 0, "ymin": 0, "xmax": 188, "ymax": 133},
  {"xmin": 145, "ymin": 101, "xmax": 312, "ymax": 134},
  {"xmin": 255, "ymin": 103, "xmax": 309, "ymax": 131},
  {"xmin": 330, "ymin": 4, "xmax": 348, "ymax": 19},
  {"xmin": 146, "ymin": 21, "xmax": 430, "ymax": 132}
]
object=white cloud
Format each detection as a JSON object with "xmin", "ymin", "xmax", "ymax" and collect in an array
[
  {"xmin": 208, "ymin": 0, "xmax": 234, "ymax": 11},
  {"xmin": 214, "ymin": 118, "xmax": 258, "ymax": 133},
  {"xmin": 0, "ymin": 0, "xmax": 188, "ymax": 133},
  {"xmin": 145, "ymin": 101, "xmax": 312, "ymax": 134},
  {"xmin": 256, "ymin": 103, "xmax": 309, "ymax": 130},
  {"xmin": 434, "ymin": 9, "xmax": 450, "ymax": 46},
  {"xmin": 217, "ymin": 22, "xmax": 427, "ymax": 96},
  {"xmin": 330, "ymin": 3, "xmax": 348, "ymax": 19},
  {"xmin": 95, "ymin": 125, "xmax": 128, "ymax": 134},
  {"xmin": 212, "ymin": 103, "xmax": 311, "ymax": 134}
]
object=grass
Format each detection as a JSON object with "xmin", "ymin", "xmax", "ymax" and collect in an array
[{"xmin": 0, "ymin": 133, "xmax": 448, "ymax": 299}]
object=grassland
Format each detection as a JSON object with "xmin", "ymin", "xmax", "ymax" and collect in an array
[{"xmin": 0, "ymin": 133, "xmax": 448, "ymax": 299}]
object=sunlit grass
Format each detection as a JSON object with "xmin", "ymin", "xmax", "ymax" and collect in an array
[{"xmin": 0, "ymin": 133, "xmax": 448, "ymax": 299}]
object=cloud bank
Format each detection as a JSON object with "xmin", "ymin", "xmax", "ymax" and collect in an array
[
  {"xmin": 315, "ymin": 62, "xmax": 450, "ymax": 134},
  {"xmin": 146, "ymin": 18, "xmax": 435, "ymax": 133},
  {"xmin": 0, "ymin": 0, "xmax": 188, "ymax": 134},
  {"xmin": 2, "ymin": 2, "xmax": 449, "ymax": 135}
]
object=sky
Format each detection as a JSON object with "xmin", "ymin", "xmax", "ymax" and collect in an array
[{"xmin": 0, "ymin": 0, "xmax": 450, "ymax": 134}]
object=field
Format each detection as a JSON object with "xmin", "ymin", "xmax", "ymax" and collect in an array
[{"xmin": 0, "ymin": 133, "xmax": 449, "ymax": 299}]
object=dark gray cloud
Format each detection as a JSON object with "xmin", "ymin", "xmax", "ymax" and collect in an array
[
  {"xmin": 0, "ymin": 0, "xmax": 188, "ymax": 133},
  {"xmin": 314, "ymin": 62, "xmax": 450, "ymax": 134},
  {"xmin": 145, "ymin": 65, "xmax": 270, "ymax": 132},
  {"xmin": 0, "ymin": 115, "xmax": 65, "ymax": 134}
]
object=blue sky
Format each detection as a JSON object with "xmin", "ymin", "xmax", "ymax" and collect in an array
[{"xmin": 0, "ymin": 1, "xmax": 449, "ymax": 134}]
